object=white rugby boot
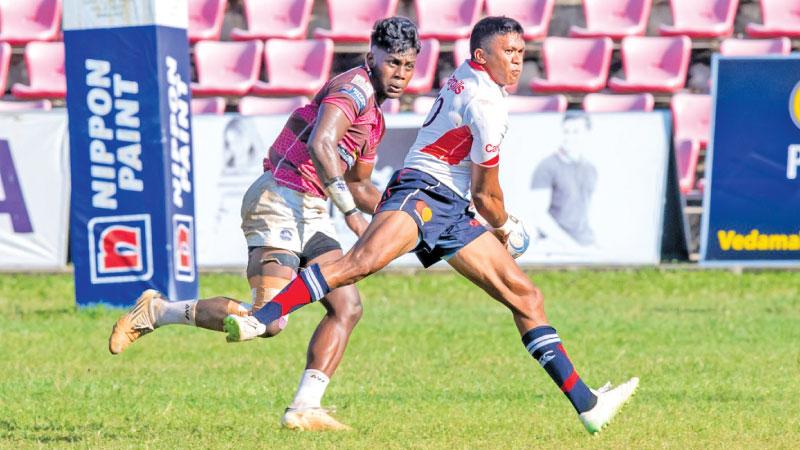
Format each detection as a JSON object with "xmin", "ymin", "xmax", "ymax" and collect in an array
[
  {"xmin": 223, "ymin": 314, "xmax": 266, "ymax": 342},
  {"xmin": 579, "ymin": 377, "xmax": 640, "ymax": 434},
  {"xmin": 108, "ymin": 289, "xmax": 161, "ymax": 354},
  {"xmin": 281, "ymin": 407, "xmax": 351, "ymax": 431}
]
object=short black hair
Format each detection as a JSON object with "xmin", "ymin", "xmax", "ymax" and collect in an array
[
  {"xmin": 371, "ymin": 17, "xmax": 421, "ymax": 55},
  {"xmin": 469, "ymin": 16, "xmax": 524, "ymax": 59}
]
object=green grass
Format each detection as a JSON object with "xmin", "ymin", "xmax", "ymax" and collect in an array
[{"xmin": 0, "ymin": 270, "xmax": 798, "ymax": 449}]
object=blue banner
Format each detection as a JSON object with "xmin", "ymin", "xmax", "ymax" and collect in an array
[
  {"xmin": 701, "ymin": 55, "xmax": 800, "ymax": 265},
  {"xmin": 65, "ymin": 7, "xmax": 197, "ymax": 305}
]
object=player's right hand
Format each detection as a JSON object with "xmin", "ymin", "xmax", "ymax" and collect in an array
[{"xmin": 345, "ymin": 212, "xmax": 369, "ymax": 237}]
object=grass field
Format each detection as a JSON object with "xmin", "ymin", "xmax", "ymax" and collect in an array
[{"xmin": 0, "ymin": 269, "xmax": 798, "ymax": 449}]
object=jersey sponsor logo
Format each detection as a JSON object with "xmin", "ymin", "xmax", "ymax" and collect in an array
[
  {"xmin": 446, "ymin": 76, "xmax": 464, "ymax": 94},
  {"xmin": 173, "ymin": 214, "xmax": 195, "ymax": 282},
  {"xmin": 338, "ymin": 83, "xmax": 367, "ymax": 114},
  {"xmin": 88, "ymin": 214, "xmax": 153, "ymax": 284},
  {"xmin": 351, "ymin": 73, "xmax": 374, "ymax": 98},
  {"xmin": 337, "ymin": 144, "xmax": 356, "ymax": 169},
  {"xmin": 484, "ymin": 144, "xmax": 500, "ymax": 154}
]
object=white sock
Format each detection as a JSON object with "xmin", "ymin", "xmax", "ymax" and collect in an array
[
  {"xmin": 289, "ymin": 369, "xmax": 329, "ymax": 410},
  {"xmin": 154, "ymin": 299, "xmax": 197, "ymax": 326}
]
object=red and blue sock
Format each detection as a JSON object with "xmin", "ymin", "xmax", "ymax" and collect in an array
[
  {"xmin": 252, "ymin": 264, "xmax": 330, "ymax": 325},
  {"xmin": 522, "ymin": 325, "xmax": 597, "ymax": 414}
]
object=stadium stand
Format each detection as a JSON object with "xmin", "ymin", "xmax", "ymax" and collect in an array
[
  {"xmin": 238, "ymin": 95, "xmax": 309, "ymax": 114},
  {"xmin": 582, "ymin": 93, "xmax": 655, "ymax": 112},
  {"xmin": 188, "ymin": 0, "xmax": 227, "ymax": 43},
  {"xmin": 720, "ymin": 36, "xmax": 793, "ymax": 55},
  {"xmin": 608, "ymin": 36, "xmax": 692, "ymax": 93},
  {"xmin": 191, "ymin": 40, "xmax": 263, "ymax": 96},
  {"xmin": 507, "ymin": 94, "xmax": 568, "ymax": 112},
  {"xmin": 484, "ymin": 0, "xmax": 555, "ymax": 41},
  {"xmin": 569, "ymin": 0, "xmax": 652, "ymax": 39},
  {"xmin": 746, "ymin": 0, "xmax": 800, "ymax": 38},
  {"xmin": 0, "ymin": 42, "xmax": 9, "ymax": 93},
  {"xmin": 671, "ymin": 93, "xmax": 711, "ymax": 148},
  {"xmin": 674, "ymin": 138, "xmax": 701, "ymax": 194},
  {"xmin": 0, "ymin": 99, "xmax": 52, "ymax": 111},
  {"xmin": 313, "ymin": 0, "xmax": 399, "ymax": 43},
  {"xmin": 529, "ymin": 37, "xmax": 613, "ymax": 93},
  {"xmin": 251, "ymin": 38, "xmax": 333, "ymax": 96},
  {"xmin": 403, "ymin": 38, "xmax": 440, "ymax": 95},
  {"xmin": 191, "ymin": 97, "xmax": 226, "ymax": 115},
  {"xmin": 11, "ymin": 42, "xmax": 65, "ymax": 99},
  {"xmin": 0, "ymin": 0, "xmax": 62, "ymax": 46},
  {"xmin": 230, "ymin": 0, "xmax": 314, "ymax": 41},
  {"xmin": 381, "ymin": 98, "xmax": 401, "ymax": 114},
  {"xmin": 658, "ymin": 0, "xmax": 739, "ymax": 38},
  {"xmin": 415, "ymin": 0, "xmax": 484, "ymax": 40}
]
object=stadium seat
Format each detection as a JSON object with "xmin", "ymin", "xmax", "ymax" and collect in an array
[
  {"xmin": 238, "ymin": 96, "xmax": 309, "ymax": 115},
  {"xmin": 675, "ymin": 138, "xmax": 701, "ymax": 194},
  {"xmin": 484, "ymin": 0, "xmax": 555, "ymax": 40},
  {"xmin": 192, "ymin": 40, "xmax": 263, "ymax": 97},
  {"xmin": 381, "ymin": 98, "xmax": 401, "ymax": 114},
  {"xmin": 0, "ymin": 0, "xmax": 61, "ymax": 45},
  {"xmin": 659, "ymin": 0, "xmax": 738, "ymax": 38},
  {"xmin": 11, "ymin": 42, "xmax": 65, "ymax": 99},
  {"xmin": 582, "ymin": 93, "xmax": 655, "ymax": 112},
  {"xmin": 747, "ymin": 0, "xmax": 800, "ymax": 38},
  {"xmin": 230, "ymin": 0, "xmax": 313, "ymax": 41},
  {"xmin": 188, "ymin": 0, "xmax": 226, "ymax": 43},
  {"xmin": 569, "ymin": 0, "xmax": 652, "ymax": 39},
  {"xmin": 719, "ymin": 37, "xmax": 792, "ymax": 55},
  {"xmin": 191, "ymin": 97, "xmax": 226, "ymax": 115},
  {"xmin": 529, "ymin": 37, "xmax": 613, "ymax": 93},
  {"xmin": 403, "ymin": 38, "xmax": 440, "ymax": 95},
  {"xmin": 608, "ymin": 36, "xmax": 691, "ymax": 93},
  {"xmin": 313, "ymin": 0, "xmax": 399, "ymax": 43},
  {"xmin": 415, "ymin": 0, "xmax": 484, "ymax": 40},
  {"xmin": 671, "ymin": 93, "xmax": 711, "ymax": 148},
  {"xmin": 0, "ymin": 99, "xmax": 52, "ymax": 111},
  {"xmin": 251, "ymin": 39, "xmax": 333, "ymax": 96},
  {"xmin": 0, "ymin": 42, "xmax": 9, "ymax": 93},
  {"xmin": 507, "ymin": 94, "xmax": 567, "ymax": 112}
]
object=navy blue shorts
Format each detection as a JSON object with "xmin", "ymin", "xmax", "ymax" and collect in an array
[{"xmin": 376, "ymin": 168, "xmax": 488, "ymax": 268}]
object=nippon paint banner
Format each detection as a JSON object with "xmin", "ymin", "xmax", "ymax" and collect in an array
[
  {"xmin": 192, "ymin": 112, "xmax": 670, "ymax": 267},
  {"xmin": 701, "ymin": 56, "xmax": 800, "ymax": 266},
  {"xmin": 0, "ymin": 113, "xmax": 69, "ymax": 270}
]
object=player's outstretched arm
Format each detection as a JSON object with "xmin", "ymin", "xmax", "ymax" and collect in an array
[{"xmin": 470, "ymin": 164, "xmax": 509, "ymax": 241}]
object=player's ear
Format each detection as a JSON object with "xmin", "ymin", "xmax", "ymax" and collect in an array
[
  {"xmin": 473, "ymin": 48, "xmax": 487, "ymax": 65},
  {"xmin": 365, "ymin": 51, "xmax": 376, "ymax": 69}
]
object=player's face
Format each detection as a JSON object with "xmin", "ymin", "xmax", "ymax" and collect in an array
[
  {"xmin": 368, "ymin": 47, "xmax": 417, "ymax": 100},
  {"xmin": 560, "ymin": 118, "xmax": 590, "ymax": 161},
  {"xmin": 478, "ymin": 32, "xmax": 525, "ymax": 86}
]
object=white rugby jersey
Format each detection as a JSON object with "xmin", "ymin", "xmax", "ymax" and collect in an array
[{"xmin": 404, "ymin": 60, "xmax": 509, "ymax": 199}]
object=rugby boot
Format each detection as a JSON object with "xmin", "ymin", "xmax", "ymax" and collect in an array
[
  {"xmin": 108, "ymin": 289, "xmax": 161, "ymax": 354},
  {"xmin": 579, "ymin": 377, "xmax": 640, "ymax": 434},
  {"xmin": 281, "ymin": 406, "xmax": 351, "ymax": 431}
]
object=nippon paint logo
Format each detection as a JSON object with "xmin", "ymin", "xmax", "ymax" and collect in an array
[
  {"xmin": 790, "ymin": 81, "xmax": 800, "ymax": 129},
  {"xmin": 88, "ymin": 214, "xmax": 153, "ymax": 284},
  {"xmin": 172, "ymin": 214, "xmax": 195, "ymax": 282}
]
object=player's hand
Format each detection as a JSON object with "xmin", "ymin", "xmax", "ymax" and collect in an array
[
  {"xmin": 344, "ymin": 212, "xmax": 369, "ymax": 237},
  {"xmin": 492, "ymin": 227, "xmax": 509, "ymax": 244}
]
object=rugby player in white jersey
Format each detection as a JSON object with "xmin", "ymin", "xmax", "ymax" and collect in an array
[
  {"xmin": 107, "ymin": 17, "xmax": 421, "ymax": 431},
  {"xmin": 225, "ymin": 16, "xmax": 639, "ymax": 434}
]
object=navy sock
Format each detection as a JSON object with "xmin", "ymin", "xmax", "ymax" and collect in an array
[
  {"xmin": 252, "ymin": 264, "xmax": 330, "ymax": 324},
  {"xmin": 522, "ymin": 325, "xmax": 597, "ymax": 414}
]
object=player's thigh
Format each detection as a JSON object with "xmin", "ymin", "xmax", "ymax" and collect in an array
[{"xmin": 309, "ymin": 248, "xmax": 363, "ymax": 321}]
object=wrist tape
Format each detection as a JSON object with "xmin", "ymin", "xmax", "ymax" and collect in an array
[{"xmin": 325, "ymin": 176, "xmax": 358, "ymax": 216}]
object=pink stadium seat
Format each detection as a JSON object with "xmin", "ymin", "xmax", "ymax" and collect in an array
[
  {"xmin": 720, "ymin": 37, "xmax": 792, "ymax": 55},
  {"xmin": 188, "ymin": 0, "xmax": 226, "ymax": 43},
  {"xmin": 381, "ymin": 98, "xmax": 401, "ymax": 114},
  {"xmin": 238, "ymin": 96, "xmax": 309, "ymax": 115},
  {"xmin": 484, "ymin": 0, "xmax": 555, "ymax": 40},
  {"xmin": 251, "ymin": 39, "xmax": 333, "ymax": 96},
  {"xmin": 747, "ymin": 0, "xmax": 800, "ymax": 38},
  {"xmin": 675, "ymin": 138, "xmax": 701, "ymax": 194},
  {"xmin": 569, "ymin": 0, "xmax": 652, "ymax": 39},
  {"xmin": 403, "ymin": 38, "xmax": 440, "ymax": 95},
  {"xmin": 192, "ymin": 40, "xmax": 263, "ymax": 97},
  {"xmin": 314, "ymin": 0, "xmax": 399, "ymax": 43},
  {"xmin": 530, "ymin": 37, "xmax": 613, "ymax": 93},
  {"xmin": 582, "ymin": 93, "xmax": 655, "ymax": 112},
  {"xmin": 415, "ymin": 0, "xmax": 484, "ymax": 40},
  {"xmin": 0, "ymin": 0, "xmax": 61, "ymax": 45},
  {"xmin": 0, "ymin": 42, "xmax": 9, "ymax": 93},
  {"xmin": 11, "ymin": 42, "xmax": 65, "ymax": 99},
  {"xmin": 230, "ymin": 0, "xmax": 313, "ymax": 41},
  {"xmin": 191, "ymin": 97, "xmax": 226, "ymax": 115},
  {"xmin": 507, "ymin": 94, "xmax": 567, "ymax": 112},
  {"xmin": 608, "ymin": 36, "xmax": 691, "ymax": 93},
  {"xmin": 0, "ymin": 99, "xmax": 52, "ymax": 111},
  {"xmin": 671, "ymin": 93, "xmax": 711, "ymax": 148},
  {"xmin": 659, "ymin": 0, "xmax": 738, "ymax": 38}
]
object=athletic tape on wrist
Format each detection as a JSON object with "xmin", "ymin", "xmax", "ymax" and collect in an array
[{"xmin": 325, "ymin": 176, "xmax": 358, "ymax": 215}]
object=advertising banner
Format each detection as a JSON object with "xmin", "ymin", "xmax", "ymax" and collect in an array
[
  {"xmin": 65, "ymin": 0, "xmax": 197, "ymax": 306},
  {"xmin": 0, "ymin": 113, "xmax": 69, "ymax": 270},
  {"xmin": 701, "ymin": 56, "xmax": 800, "ymax": 265}
]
